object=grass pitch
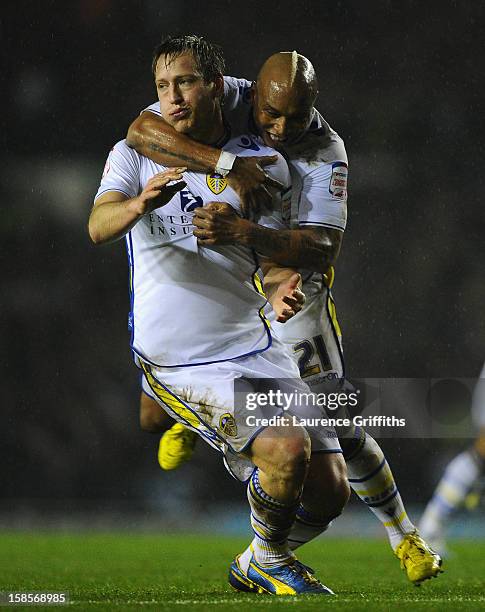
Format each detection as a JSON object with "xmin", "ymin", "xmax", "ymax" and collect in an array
[{"xmin": 1, "ymin": 533, "xmax": 484, "ymax": 610}]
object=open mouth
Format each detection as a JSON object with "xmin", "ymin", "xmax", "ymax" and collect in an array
[{"xmin": 266, "ymin": 132, "xmax": 287, "ymax": 144}]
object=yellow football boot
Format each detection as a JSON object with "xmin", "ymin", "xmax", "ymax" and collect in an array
[
  {"xmin": 395, "ymin": 531, "xmax": 443, "ymax": 585},
  {"xmin": 158, "ymin": 423, "xmax": 197, "ymax": 470}
]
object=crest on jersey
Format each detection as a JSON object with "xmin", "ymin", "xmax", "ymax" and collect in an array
[
  {"xmin": 219, "ymin": 413, "xmax": 237, "ymax": 437},
  {"xmin": 206, "ymin": 172, "xmax": 227, "ymax": 195}
]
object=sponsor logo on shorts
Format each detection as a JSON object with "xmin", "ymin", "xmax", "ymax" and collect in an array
[
  {"xmin": 219, "ymin": 413, "xmax": 237, "ymax": 437},
  {"xmin": 206, "ymin": 172, "xmax": 227, "ymax": 195}
]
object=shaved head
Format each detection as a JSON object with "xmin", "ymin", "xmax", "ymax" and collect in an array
[
  {"xmin": 257, "ymin": 52, "xmax": 318, "ymax": 104},
  {"xmin": 252, "ymin": 52, "xmax": 318, "ymax": 149}
]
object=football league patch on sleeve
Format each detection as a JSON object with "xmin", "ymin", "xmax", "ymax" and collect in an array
[{"xmin": 329, "ymin": 162, "xmax": 348, "ymax": 199}]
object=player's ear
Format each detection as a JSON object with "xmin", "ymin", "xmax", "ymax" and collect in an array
[
  {"xmin": 250, "ymin": 82, "xmax": 257, "ymax": 106},
  {"xmin": 212, "ymin": 74, "xmax": 224, "ymax": 98}
]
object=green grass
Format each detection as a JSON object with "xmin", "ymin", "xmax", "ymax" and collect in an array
[{"xmin": 0, "ymin": 534, "xmax": 484, "ymax": 610}]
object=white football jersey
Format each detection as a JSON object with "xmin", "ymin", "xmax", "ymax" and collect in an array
[
  {"xmin": 223, "ymin": 76, "xmax": 348, "ymax": 299},
  {"xmin": 144, "ymin": 80, "xmax": 348, "ymax": 282},
  {"xmin": 222, "ymin": 76, "xmax": 348, "ymax": 231},
  {"xmin": 95, "ymin": 136, "xmax": 290, "ymax": 368}
]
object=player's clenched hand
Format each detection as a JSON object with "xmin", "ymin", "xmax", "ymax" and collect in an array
[
  {"xmin": 193, "ymin": 201, "xmax": 249, "ymax": 246},
  {"xmin": 227, "ymin": 156, "xmax": 285, "ymax": 219},
  {"xmin": 132, "ymin": 168, "xmax": 186, "ymax": 215},
  {"xmin": 271, "ymin": 273, "xmax": 306, "ymax": 323}
]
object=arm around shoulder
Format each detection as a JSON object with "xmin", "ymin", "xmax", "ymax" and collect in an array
[{"xmin": 126, "ymin": 111, "xmax": 220, "ymax": 171}]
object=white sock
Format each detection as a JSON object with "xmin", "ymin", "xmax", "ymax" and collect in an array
[
  {"xmin": 346, "ymin": 432, "xmax": 415, "ymax": 549},
  {"xmin": 237, "ymin": 546, "xmax": 253, "ymax": 574},
  {"xmin": 420, "ymin": 448, "xmax": 484, "ymax": 540},
  {"xmin": 243, "ymin": 469, "xmax": 298, "ymax": 568}
]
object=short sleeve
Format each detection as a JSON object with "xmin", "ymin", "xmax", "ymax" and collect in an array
[
  {"xmin": 140, "ymin": 101, "xmax": 161, "ymax": 116},
  {"xmin": 296, "ymin": 161, "xmax": 348, "ymax": 231},
  {"xmin": 94, "ymin": 140, "xmax": 141, "ymax": 202}
]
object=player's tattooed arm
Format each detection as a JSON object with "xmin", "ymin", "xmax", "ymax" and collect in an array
[
  {"xmin": 127, "ymin": 112, "xmax": 220, "ymax": 171},
  {"xmin": 126, "ymin": 112, "xmax": 284, "ymax": 216},
  {"xmin": 88, "ymin": 168, "xmax": 186, "ymax": 244},
  {"xmin": 261, "ymin": 265, "xmax": 305, "ymax": 323},
  {"xmin": 244, "ymin": 224, "xmax": 342, "ymax": 271},
  {"xmin": 193, "ymin": 202, "xmax": 342, "ymax": 272}
]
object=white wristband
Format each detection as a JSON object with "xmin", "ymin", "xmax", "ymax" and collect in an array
[{"xmin": 215, "ymin": 151, "xmax": 237, "ymax": 177}]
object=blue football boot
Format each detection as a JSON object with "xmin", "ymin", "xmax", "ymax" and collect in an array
[{"xmin": 228, "ymin": 554, "xmax": 334, "ymax": 595}]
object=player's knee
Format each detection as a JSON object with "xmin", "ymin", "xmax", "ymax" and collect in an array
[
  {"xmin": 269, "ymin": 426, "xmax": 311, "ymax": 478},
  {"xmin": 250, "ymin": 424, "xmax": 311, "ymax": 480}
]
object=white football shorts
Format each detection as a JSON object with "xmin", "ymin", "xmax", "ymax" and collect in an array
[
  {"xmin": 139, "ymin": 335, "xmax": 341, "ymax": 481},
  {"xmin": 272, "ymin": 287, "xmax": 345, "ymax": 391}
]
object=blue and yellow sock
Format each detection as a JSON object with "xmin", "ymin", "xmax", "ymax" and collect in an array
[
  {"xmin": 346, "ymin": 432, "xmax": 415, "ymax": 549},
  {"xmin": 240, "ymin": 469, "xmax": 299, "ymax": 570}
]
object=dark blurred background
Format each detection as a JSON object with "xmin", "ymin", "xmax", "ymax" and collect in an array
[{"xmin": 2, "ymin": 0, "xmax": 484, "ymax": 534}]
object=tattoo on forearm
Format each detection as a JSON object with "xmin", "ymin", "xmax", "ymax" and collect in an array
[
  {"xmin": 147, "ymin": 143, "xmax": 207, "ymax": 170},
  {"xmin": 250, "ymin": 227, "xmax": 334, "ymax": 270}
]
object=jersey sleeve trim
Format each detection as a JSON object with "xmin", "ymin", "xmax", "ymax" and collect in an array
[
  {"xmin": 299, "ymin": 220, "xmax": 345, "ymax": 231},
  {"xmin": 94, "ymin": 140, "xmax": 141, "ymax": 202},
  {"xmin": 141, "ymin": 102, "xmax": 161, "ymax": 116},
  {"xmin": 294, "ymin": 161, "xmax": 348, "ymax": 231},
  {"xmin": 94, "ymin": 188, "xmax": 133, "ymax": 203}
]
